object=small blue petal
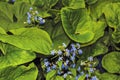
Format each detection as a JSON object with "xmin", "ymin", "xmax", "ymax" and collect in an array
[
  {"xmin": 78, "ymin": 49, "xmax": 83, "ymax": 55},
  {"xmin": 29, "ymin": 7, "xmax": 33, "ymax": 11},
  {"xmin": 52, "ymin": 64, "xmax": 56, "ymax": 69},
  {"xmin": 58, "ymin": 57, "xmax": 63, "ymax": 61},
  {"xmin": 77, "ymin": 66, "xmax": 81, "ymax": 71},
  {"xmin": 65, "ymin": 49, "xmax": 70, "ymax": 56},
  {"xmin": 63, "ymin": 73, "xmax": 67, "ymax": 78},
  {"xmin": 88, "ymin": 56, "xmax": 93, "ymax": 62},
  {"xmin": 58, "ymin": 50, "xmax": 62, "ymax": 55},
  {"xmin": 71, "ymin": 63, "xmax": 76, "ymax": 68},
  {"xmin": 44, "ymin": 61, "xmax": 49, "ymax": 67},
  {"xmin": 91, "ymin": 76, "xmax": 98, "ymax": 80},
  {"xmin": 89, "ymin": 68, "xmax": 94, "ymax": 73},
  {"xmin": 27, "ymin": 19, "xmax": 31, "ymax": 24},
  {"xmin": 46, "ymin": 67, "xmax": 51, "ymax": 72},
  {"xmin": 50, "ymin": 50, "xmax": 56, "ymax": 55}
]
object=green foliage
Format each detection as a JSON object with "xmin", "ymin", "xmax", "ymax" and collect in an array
[
  {"xmin": 0, "ymin": 0, "xmax": 120, "ymax": 80},
  {"xmin": 61, "ymin": 8, "xmax": 106, "ymax": 45},
  {"xmin": 46, "ymin": 70, "xmax": 56, "ymax": 80},
  {"xmin": 0, "ymin": 63, "xmax": 38, "ymax": 80},
  {"xmin": 0, "ymin": 28, "xmax": 52, "ymax": 55},
  {"xmin": 0, "ymin": 44, "xmax": 36, "ymax": 69},
  {"xmin": 98, "ymin": 73, "xmax": 120, "ymax": 80},
  {"xmin": 62, "ymin": 0, "xmax": 85, "ymax": 9},
  {"xmin": 102, "ymin": 52, "xmax": 120, "ymax": 73}
]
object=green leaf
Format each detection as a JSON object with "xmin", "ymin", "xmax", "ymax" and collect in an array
[
  {"xmin": 51, "ymin": 22, "xmax": 70, "ymax": 49},
  {"xmin": 62, "ymin": 0, "xmax": 85, "ymax": 9},
  {"xmin": 90, "ymin": 0, "xmax": 111, "ymax": 20},
  {"xmin": 103, "ymin": 3, "xmax": 120, "ymax": 43},
  {"xmin": 85, "ymin": 0, "xmax": 97, "ymax": 5},
  {"xmin": 43, "ymin": 21, "xmax": 70, "ymax": 49},
  {"xmin": 0, "ymin": 28, "xmax": 52, "ymax": 55},
  {"xmin": 14, "ymin": 2, "xmax": 30, "ymax": 22},
  {"xmin": 61, "ymin": 8, "xmax": 106, "ymax": 44},
  {"xmin": 34, "ymin": 0, "xmax": 58, "ymax": 10},
  {"xmin": 0, "ymin": 27, "xmax": 6, "ymax": 34},
  {"xmin": 57, "ymin": 61, "xmax": 62, "ymax": 70},
  {"xmin": 102, "ymin": 51, "xmax": 120, "ymax": 73},
  {"xmin": 92, "ymin": 43, "xmax": 108, "ymax": 56},
  {"xmin": 46, "ymin": 70, "xmax": 56, "ymax": 80},
  {"xmin": 0, "ymin": 2, "xmax": 13, "ymax": 31},
  {"xmin": 70, "ymin": 68, "xmax": 76, "ymax": 77},
  {"xmin": 16, "ymin": 0, "xmax": 35, "ymax": 5},
  {"xmin": 0, "ymin": 44, "xmax": 36, "ymax": 69},
  {"xmin": 0, "ymin": 63, "xmax": 38, "ymax": 80},
  {"xmin": 55, "ymin": 76, "xmax": 64, "ymax": 80},
  {"xmin": 0, "ymin": 2, "xmax": 30, "ymax": 31},
  {"xmin": 78, "ymin": 74, "xmax": 86, "ymax": 80},
  {"xmin": 98, "ymin": 73, "xmax": 120, "ymax": 80}
]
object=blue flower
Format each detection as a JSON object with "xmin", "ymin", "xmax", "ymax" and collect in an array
[
  {"xmin": 29, "ymin": 7, "xmax": 33, "ymax": 11},
  {"xmin": 65, "ymin": 60, "xmax": 69, "ymax": 65},
  {"xmin": 9, "ymin": 0, "xmax": 15, "ymax": 3},
  {"xmin": 86, "ymin": 74, "xmax": 89, "ymax": 78},
  {"xmin": 89, "ymin": 68, "xmax": 94, "ymax": 73},
  {"xmin": 77, "ymin": 66, "xmax": 81, "ymax": 71},
  {"xmin": 44, "ymin": 58, "xmax": 48, "ymax": 62},
  {"xmin": 67, "ymin": 71, "xmax": 72, "ymax": 74},
  {"xmin": 70, "ymin": 44, "xmax": 76, "ymax": 52},
  {"xmin": 27, "ymin": 12, "xmax": 31, "ymax": 18},
  {"xmin": 75, "ymin": 75, "xmax": 80, "ymax": 80},
  {"xmin": 58, "ymin": 50, "xmax": 62, "ymax": 55},
  {"xmin": 72, "ymin": 52, "xmax": 76, "ymax": 57},
  {"xmin": 39, "ymin": 19, "xmax": 45, "ymax": 24},
  {"xmin": 52, "ymin": 64, "xmax": 56, "ymax": 69},
  {"xmin": 27, "ymin": 19, "xmax": 31, "ymax": 24},
  {"xmin": 88, "ymin": 56, "xmax": 93, "ymax": 62},
  {"xmin": 46, "ymin": 67, "xmax": 51, "ymax": 72},
  {"xmin": 44, "ymin": 61, "xmax": 49, "ymax": 67},
  {"xmin": 58, "ymin": 57, "xmax": 63, "ymax": 61},
  {"xmin": 70, "ymin": 56, "xmax": 75, "ymax": 62},
  {"xmin": 91, "ymin": 76, "xmax": 98, "ymax": 80},
  {"xmin": 57, "ymin": 70, "xmax": 62, "ymax": 75},
  {"xmin": 61, "ymin": 64, "xmax": 68, "ymax": 70},
  {"xmin": 78, "ymin": 49, "xmax": 83, "ymax": 55},
  {"xmin": 80, "ymin": 71, "xmax": 84, "ymax": 75},
  {"xmin": 70, "ymin": 63, "xmax": 76, "ymax": 68},
  {"xmin": 65, "ymin": 49, "xmax": 70, "ymax": 56},
  {"xmin": 63, "ymin": 73, "xmax": 67, "ymax": 78},
  {"xmin": 50, "ymin": 50, "xmax": 56, "ymax": 55}
]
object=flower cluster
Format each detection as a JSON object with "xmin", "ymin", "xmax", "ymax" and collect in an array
[
  {"xmin": 25, "ymin": 7, "xmax": 45, "ymax": 25},
  {"xmin": 43, "ymin": 43, "xmax": 98, "ymax": 80}
]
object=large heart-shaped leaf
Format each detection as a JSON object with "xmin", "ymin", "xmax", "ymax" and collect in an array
[
  {"xmin": 102, "ymin": 51, "xmax": 120, "ymax": 73},
  {"xmin": 0, "ymin": 27, "xmax": 52, "ymax": 55},
  {"xmin": 0, "ymin": 2, "xmax": 30, "ymax": 31},
  {"xmin": 61, "ymin": 8, "xmax": 106, "ymax": 45},
  {"xmin": 0, "ymin": 63, "xmax": 38, "ymax": 80},
  {"xmin": 13, "ymin": 2, "xmax": 30, "ymax": 22},
  {"xmin": 51, "ymin": 22, "xmax": 70, "ymax": 49},
  {"xmin": 0, "ymin": 44, "xmax": 36, "ymax": 69},
  {"xmin": 62, "ymin": 0, "xmax": 85, "ymax": 9},
  {"xmin": 103, "ymin": 3, "xmax": 120, "ymax": 43},
  {"xmin": 98, "ymin": 73, "xmax": 120, "ymax": 80}
]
